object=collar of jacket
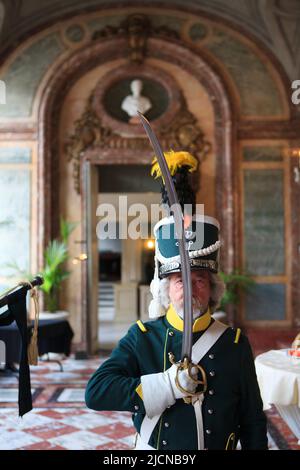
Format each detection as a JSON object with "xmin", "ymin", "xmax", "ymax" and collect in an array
[{"xmin": 166, "ymin": 303, "xmax": 211, "ymax": 332}]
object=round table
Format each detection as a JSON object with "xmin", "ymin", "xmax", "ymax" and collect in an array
[
  {"xmin": 255, "ymin": 349, "xmax": 300, "ymax": 445},
  {"xmin": 0, "ymin": 318, "xmax": 74, "ymax": 364}
]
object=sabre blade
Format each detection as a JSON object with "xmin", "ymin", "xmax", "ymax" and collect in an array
[{"xmin": 138, "ymin": 112, "xmax": 193, "ymax": 361}]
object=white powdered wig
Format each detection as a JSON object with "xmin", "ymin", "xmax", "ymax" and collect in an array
[{"xmin": 148, "ymin": 277, "xmax": 170, "ymax": 319}]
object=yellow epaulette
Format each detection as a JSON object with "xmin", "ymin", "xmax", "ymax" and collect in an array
[
  {"xmin": 135, "ymin": 383, "xmax": 143, "ymax": 400},
  {"xmin": 234, "ymin": 328, "xmax": 241, "ymax": 344},
  {"xmin": 136, "ymin": 320, "xmax": 147, "ymax": 333}
]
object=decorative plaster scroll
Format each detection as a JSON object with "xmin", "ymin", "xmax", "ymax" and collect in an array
[{"xmin": 92, "ymin": 13, "xmax": 179, "ymax": 64}]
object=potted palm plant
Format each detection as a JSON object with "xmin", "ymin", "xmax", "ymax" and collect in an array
[
  {"xmin": 214, "ymin": 270, "xmax": 255, "ymax": 325},
  {"xmin": 6, "ymin": 218, "xmax": 78, "ymax": 319},
  {"xmin": 39, "ymin": 218, "xmax": 78, "ymax": 318}
]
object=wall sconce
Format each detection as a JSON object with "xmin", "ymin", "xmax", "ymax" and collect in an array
[
  {"xmin": 291, "ymin": 148, "xmax": 300, "ymax": 184},
  {"xmin": 145, "ymin": 239, "xmax": 155, "ymax": 250},
  {"xmin": 72, "ymin": 253, "xmax": 88, "ymax": 265}
]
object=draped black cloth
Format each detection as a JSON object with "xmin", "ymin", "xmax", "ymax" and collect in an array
[
  {"xmin": 0, "ymin": 287, "xmax": 32, "ymax": 417},
  {"xmin": 0, "ymin": 317, "xmax": 74, "ymax": 417},
  {"xmin": 36, "ymin": 319, "xmax": 74, "ymax": 356},
  {"xmin": 0, "ymin": 319, "xmax": 74, "ymax": 362}
]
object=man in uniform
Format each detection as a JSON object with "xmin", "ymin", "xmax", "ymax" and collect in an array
[{"xmin": 85, "ymin": 151, "xmax": 268, "ymax": 450}]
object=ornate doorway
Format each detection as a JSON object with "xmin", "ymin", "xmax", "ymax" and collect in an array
[{"xmin": 39, "ymin": 16, "xmax": 234, "ymax": 352}]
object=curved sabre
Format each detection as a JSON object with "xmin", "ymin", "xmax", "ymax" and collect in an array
[{"xmin": 138, "ymin": 112, "xmax": 193, "ymax": 361}]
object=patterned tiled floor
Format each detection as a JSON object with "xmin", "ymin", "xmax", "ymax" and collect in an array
[
  {"xmin": 0, "ymin": 356, "xmax": 136, "ymax": 450},
  {"xmin": 0, "ymin": 408, "xmax": 135, "ymax": 450},
  {"xmin": 0, "ymin": 355, "xmax": 299, "ymax": 450}
]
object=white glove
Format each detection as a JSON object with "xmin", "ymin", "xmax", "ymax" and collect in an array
[
  {"xmin": 167, "ymin": 363, "xmax": 198, "ymax": 399},
  {"xmin": 141, "ymin": 363, "xmax": 198, "ymax": 418}
]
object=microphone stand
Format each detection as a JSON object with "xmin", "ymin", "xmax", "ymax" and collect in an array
[{"xmin": 0, "ymin": 275, "xmax": 44, "ymax": 309}]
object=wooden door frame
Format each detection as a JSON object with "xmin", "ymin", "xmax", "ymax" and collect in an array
[{"xmin": 238, "ymin": 140, "xmax": 293, "ymax": 328}]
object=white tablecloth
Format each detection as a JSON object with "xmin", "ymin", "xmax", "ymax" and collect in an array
[{"xmin": 255, "ymin": 350, "xmax": 300, "ymax": 444}]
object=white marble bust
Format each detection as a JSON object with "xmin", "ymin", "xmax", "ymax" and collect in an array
[{"xmin": 121, "ymin": 79, "xmax": 152, "ymax": 123}]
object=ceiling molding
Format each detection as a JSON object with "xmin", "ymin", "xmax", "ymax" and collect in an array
[{"xmin": 0, "ymin": 1, "xmax": 299, "ymax": 81}]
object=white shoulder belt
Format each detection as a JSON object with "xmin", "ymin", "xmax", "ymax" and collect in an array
[{"xmin": 136, "ymin": 320, "xmax": 229, "ymax": 450}]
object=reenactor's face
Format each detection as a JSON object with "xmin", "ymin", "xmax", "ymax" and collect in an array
[{"xmin": 168, "ymin": 270, "xmax": 211, "ymax": 310}]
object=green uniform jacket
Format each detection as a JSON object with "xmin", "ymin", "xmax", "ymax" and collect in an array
[{"xmin": 85, "ymin": 313, "xmax": 268, "ymax": 450}]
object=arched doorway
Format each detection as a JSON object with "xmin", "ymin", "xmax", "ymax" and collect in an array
[
  {"xmin": 19, "ymin": 10, "xmax": 293, "ymax": 354},
  {"xmin": 38, "ymin": 31, "xmax": 234, "ymax": 353}
]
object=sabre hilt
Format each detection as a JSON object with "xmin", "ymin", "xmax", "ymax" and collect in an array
[{"xmin": 168, "ymin": 352, "xmax": 207, "ymax": 404}]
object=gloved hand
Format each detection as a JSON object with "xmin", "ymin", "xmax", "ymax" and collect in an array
[
  {"xmin": 140, "ymin": 363, "xmax": 198, "ymax": 418},
  {"xmin": 166, "ymin": 363, "xmax": 198, "ymax": 399}
]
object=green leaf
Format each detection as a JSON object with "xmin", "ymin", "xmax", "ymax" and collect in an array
[
  {"xmin": 44, "ymin": 240, "xmax": 68, "ymax": 269},
  {"xmin": 60, "ymin": 218, "xmax": 78, "ymax": 244},
  {"xmin": 219, "ymin": 269, "xmax": 256, "ymax": 308}
]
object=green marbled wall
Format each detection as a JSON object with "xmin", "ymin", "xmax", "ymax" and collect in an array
[
  {"xmin": 0, "ymin": 33, "xmax": 65, "ymax": 118},
  {"xmin": 0, "ymin": 13, "xmax": 285, "ymax": 118},
  {"xmin": 243, "ymin": 146, "xmax": 283, "ymax": 162},
  {"xmin": 0, "ymin": 148, "xmax": 31, "ymax": 278},
  {"xmin": 205, "ymin": 28, "xmax": 284, "ymax": 116}
]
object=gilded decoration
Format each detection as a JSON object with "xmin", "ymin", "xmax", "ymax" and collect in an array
[
  {"xmin": 64, "ymin": 14, "xmax": 212, "ymax": 194},
  {"xmin": 65, "ymin": 93, "xmax": 211, "ymax": 194},
  {"xmin": 92, "ymin": 13, "xmax": 179, "ymax": 64}
]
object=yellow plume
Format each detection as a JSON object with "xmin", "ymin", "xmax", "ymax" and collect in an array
[{"xmin": 151, "ymin": 150, "xmax": 198, "ymax": 181}]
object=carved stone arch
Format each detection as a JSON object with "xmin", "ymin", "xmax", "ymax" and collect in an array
[
  {"xmin": 37, "ymin": 33, "xmax": 235, "ymax": 347},
  {"xmin": 38, "ymin": 34, "xmax": 234, "ymax": 259}
]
